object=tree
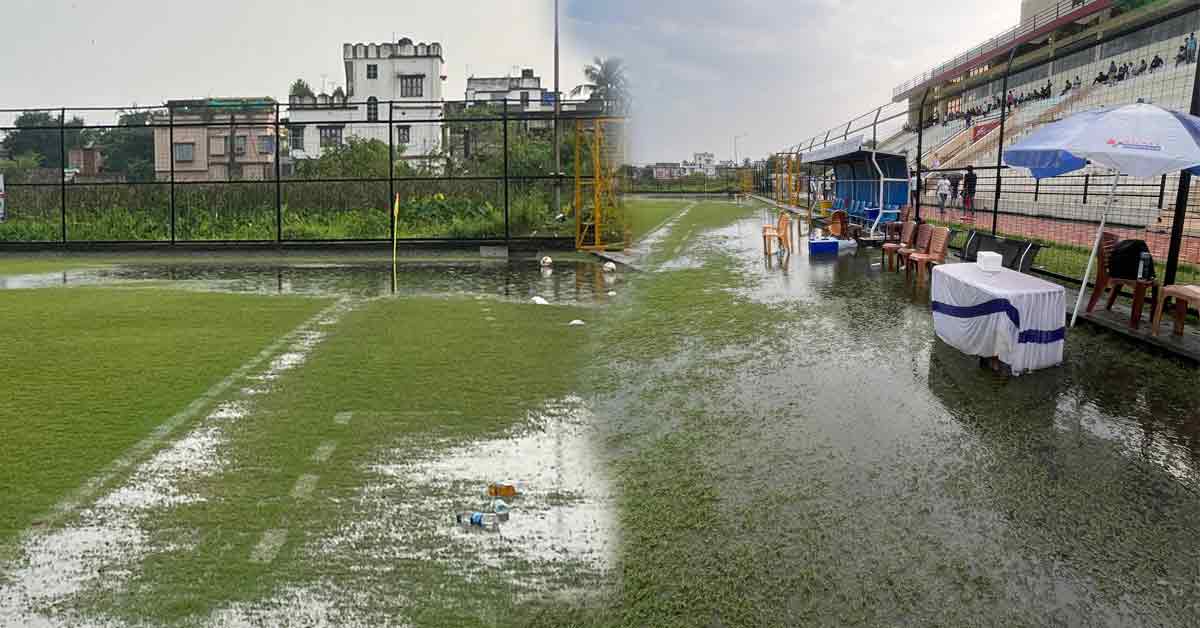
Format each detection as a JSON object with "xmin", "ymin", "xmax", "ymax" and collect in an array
[
  {"xmin": 0, "ymin": 152, "xmax": 43, "ymax": 183},
  {"xmin": 95, "ymin": 109, "xmax": 155, "ymax": 182},
  {"xmin": 295, "ymin": 137, "xmax": 392, "ymax": 179},
  {"xmin": 571, "ymin": 57, "xmax": 629, "ymax": 113},
  {"xmin": 1, "ymin": 111, "xmax": 91, "ymax": 169},
  {"xmin": 289, "ymin": 79, "xmax": 316, "ymax": 99}
]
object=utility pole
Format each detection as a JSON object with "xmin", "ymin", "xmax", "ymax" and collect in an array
[{"xmin": 553, "ymin": 0, "xmax": 562, "ymax": 217}]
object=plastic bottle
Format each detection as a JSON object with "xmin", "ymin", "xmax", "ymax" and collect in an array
[
  {"xmin": 455, "ymin": 511, "xmax": 500, "ymax": 530},
  {"xmin": 492, "ymin": 499, "xmax": 511, "ymax": 522},
  {"xmin": 1138, "ymin": 251, "xmax": 1153, "ymax": 280}
]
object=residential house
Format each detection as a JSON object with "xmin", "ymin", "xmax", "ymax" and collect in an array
[
  {"xmin": 465, "ymin": 68, "xmax": 552, "ymax": 127},
  {"xmin": 653, "ymin": 162, "xmax": 682, "ymax": 180},
  {"xmin": 153, "ymin": 98, "xmax": 278, "ymax": 182},
  {"xmin": 288, "ymin": 38, "xmax": 445, "ymax": 164}
]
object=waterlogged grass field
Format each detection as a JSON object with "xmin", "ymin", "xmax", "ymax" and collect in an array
[{"xmin": 2, "ymin": 198, "xmax": 1200, "ymax": 626}]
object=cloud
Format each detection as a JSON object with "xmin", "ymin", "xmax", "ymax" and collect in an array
[{"xmin": 565, "ymin": 0, "xmax": 1019, "ymax": 163}]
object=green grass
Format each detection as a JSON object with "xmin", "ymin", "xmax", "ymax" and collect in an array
[
  {"xmin": 0, "ymin": 288, "xmax": 329, "ymax": 541},
  {"xmin": 89, "ymin": 296, "xmax": 593, "ymax": 626},
  {"xmin": 624, "ymin": 198, "xmax": 689, "ymax": 242}
]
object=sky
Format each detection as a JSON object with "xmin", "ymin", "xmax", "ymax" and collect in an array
[{"xmin": 3, "ymin": 0, "xmax": 1021, "ymax": 164}]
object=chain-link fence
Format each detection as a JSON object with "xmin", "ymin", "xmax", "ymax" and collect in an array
[{"xmin": 0, "ymin": 98, "xmax": 624, "ymax": 245}]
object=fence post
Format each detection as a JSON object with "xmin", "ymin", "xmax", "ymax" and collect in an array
[
  {"xmin": 1083, "ymin": 174, "xmax": 1090, "ymax": 204},
  {"xmin": 274, "ymin": 102, "xmax": 282, "ymax": 243},
  {"xmin": 993, "ymin": 46, "xmax": 1017, "ymax": 237},
  {"xmin": 169, "ymin": 104, "xmax": 176, "ymax": 242},
  {"xmin": 915, "ymin": 89, "xmax": 930, "ymax": 222},
  {"xmin": 59, "ymin": 108, "xmax": 67, "ymax": 244},
  {"xmin": 1158, "ymin": 174, "xmax": 1167, "ymax": 209},
  {"xmin": 388, "ymin": 101, "xmax": 395, "ymax": 242},
  {"xmin": 502, "ymin": 101, "xmax": 510, "ymax": 243},
  {"xmin": 1164, "ymin": 53, "xmax": 1200, "ymax": 285},
  {"xmin": 1034, "ymin": 178, "xmax": 1040, "ymax": 202}
]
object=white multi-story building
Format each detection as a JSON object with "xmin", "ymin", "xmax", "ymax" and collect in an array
[{"xmin": 288, "ymin": 38, "xmax": 445, "ymax": 164}]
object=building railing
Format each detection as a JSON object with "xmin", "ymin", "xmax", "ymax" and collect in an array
[{"xmin": 892, "ymin": 0, "xmax": 1110, "ymax": 101}]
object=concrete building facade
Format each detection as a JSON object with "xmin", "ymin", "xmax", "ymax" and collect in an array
[
  {"xmin": 288, "ymin": 38, "xmax": 445, "ymax": 163},
  {"xmin": 153, "ymin": 98, "xmax": 278, "ymax": 182}
]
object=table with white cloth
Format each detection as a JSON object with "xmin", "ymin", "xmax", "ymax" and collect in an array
[{"xmin": 931, "ymin": 264, "xmax": 1066, "ymax": 373}]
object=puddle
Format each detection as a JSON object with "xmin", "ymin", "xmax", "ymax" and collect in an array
[
  {"xmin": 0, "ymin": 260, "xmax": 614, "ymax": 304},
  {"xmin": 320, "ymin": 396, "xmax": 614, "ymax": 579}
]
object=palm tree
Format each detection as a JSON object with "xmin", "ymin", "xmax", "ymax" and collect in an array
[{"xmin": 571, "ymin": 57, "xmax": 628, "ymax": 113}]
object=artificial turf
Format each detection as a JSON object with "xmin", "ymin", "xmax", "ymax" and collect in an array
[
  {"xmin": 625, "ymin": 198, "xmax": 690, "ymax": 241},
  {"xmin": 0, "ymin": 288, "xmax": 330, "ymax": 542}
]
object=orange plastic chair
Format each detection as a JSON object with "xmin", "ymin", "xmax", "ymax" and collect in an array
[
  {"xmin": 1086, "ymin": 232, "xmax": 1160, "ymax": 329},
  {"xmin": 896, "ymin": 223, "xmax": 932, "ymax": 274},
  {"xmin": 828, "ymin": 210, "xmax": 849, "ymax": 240},
  {"xmin": 907, "ymin": 226, "xmax": 951, "ymax": 288},
  {"xmin": 762, "ymin": 211, "xmax": 792, "ymax": 255},
  {"xmin": 1152, "ymin": 284, "xmax": 1200, "ymax": 336},
  {"xmin": 882, "ymin": 221, "xmax": 917, "ymax": 272}
]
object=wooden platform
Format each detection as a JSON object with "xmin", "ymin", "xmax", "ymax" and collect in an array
[{"xmin": 1073, "ymin": 290, "xmax": 1200, "ymax": 364}]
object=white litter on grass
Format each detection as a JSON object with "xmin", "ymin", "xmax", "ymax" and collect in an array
[
  {"xmin": 602, "ymin": 261, "xmax": 617, "ymax": 273},
  {"xmin": 0, "ymin": 300, "xmax": 355, "ymax": 627},
  {"xmin": 291, "ymin": 474, "xmax": 320, "ymax": 499},
  {"xmin": 250, "ymin": 528, "xmax": 289, "ymax": 564},
  {"xmin": 569, "ymin": 320, "xmax": 586, "ymax": 326},
  {"xmin": 531, "ymin": 296, "xmax": 550, "ymax": 305},
  {"xmin": 312, "ymin": 441, "xmax": 338, "ymax": 464},
  {"xmin": 607, "ymin": 291, "xmax": 617, "ymax": 297},
  {"xmin": 540, "ymin": 256, "xmax": 554, "ymax": 267},
  {"xmin": 334, "ymin": 411, "xmax": 354, "ymax": 425}
]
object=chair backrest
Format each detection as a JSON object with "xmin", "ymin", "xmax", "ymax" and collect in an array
[
  {"xmin": 899, "ymin": 221, "xmax": 918, "ymax": 247},
  {"xmin": 776, "ymin": 211, "xmax": 789, "ymax": 233},
  {"xmin": 1013, "ymin": 241, "xmax": 1041, "ymax": 273},
  {"xmin": 912, "ymin": 223, "xmax": 933, "ymax": 252},
  {"xmin": 884, "ymin": 221, "xmax": 904, "ymax": 242},
  {"xmin": 829, "ymin": 210, "xmax": 848, "ymax": 238},
  {"xmin": 928, "ymin": 227, "xmax": 951, "ymax": 262},
  {"xmin": 1096, "ymin": 232, "xmax": 1119, "ymax": 281},
  {"xmin": 959, "ymin": 230, "xmax": 981, "ymax": 261},
  {"xmin": 900, "ymin": 206, "xmax": 913, "ymax": 223}
]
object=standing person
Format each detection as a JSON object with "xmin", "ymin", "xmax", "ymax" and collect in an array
[
  {"xmin": 936, "ymin": 175, "xmax": 951, "ymax": 219},
  {"xmin": 949, "ymin": 174, "xmax": 961, "ymax": 208},
  {"xmin": 1189, "ymin": 33, "xmax": 1197, "ymax": 63},
  {"xmin": 909, "ymin": 170, "xmax": 920, "ymax": 207},
  {"xmin": 963, "ymin": 165, "xmax": 978, "ymax": 219}
]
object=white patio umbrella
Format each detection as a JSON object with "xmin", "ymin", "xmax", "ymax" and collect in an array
[{"xmin": 1003, "ymin": 103, "xmax": 1200, "ymax": 327}]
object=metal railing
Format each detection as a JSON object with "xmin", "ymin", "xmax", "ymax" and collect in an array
[{"xmin": 892, "ymin": 0, "xmax": 1110, "ymax": 100}]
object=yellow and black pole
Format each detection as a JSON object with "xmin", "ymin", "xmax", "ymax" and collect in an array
[{"xmin": 392, "ymin": 193, "xmax": 400, "ymax": 292}]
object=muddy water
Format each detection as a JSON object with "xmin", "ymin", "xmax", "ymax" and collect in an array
[
  {"xmin": 652, "ymin": 209, "xmax": 1200, "ymax": 625},
  {"xmin": 0, "ymin": 259, "xmax": 614, "ymax": 304}
]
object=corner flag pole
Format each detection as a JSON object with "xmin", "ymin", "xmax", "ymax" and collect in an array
[{"xmin": 392, "ymin": 193, "xmax": 400, "ymax": 291}]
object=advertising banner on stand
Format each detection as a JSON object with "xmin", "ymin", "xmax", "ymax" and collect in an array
[{"xmin": 0, "ymin": 174, "xmax": 6, "ymax": 222}]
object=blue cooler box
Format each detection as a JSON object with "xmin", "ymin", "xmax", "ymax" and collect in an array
[{"xmin": 809, "ymin": 238, "xmax": 839, "ymax": 255}]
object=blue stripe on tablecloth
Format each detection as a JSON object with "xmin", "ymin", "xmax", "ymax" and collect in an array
[
  {"xmin": 932, "ymin": 299, "xmax": 1064, "ymax": 345},
  {"xmin": 1017, "ymin": 327, "xmax": 1066, "ymax": 344},
  {"xmin": 931, "ymin": 299, "xmax": 1020, "ymax": 328}
]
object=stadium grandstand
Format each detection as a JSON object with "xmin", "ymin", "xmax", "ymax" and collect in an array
[{"xmin": 865, "ymin": 0, "xmax": 1200, "ymax": 283}]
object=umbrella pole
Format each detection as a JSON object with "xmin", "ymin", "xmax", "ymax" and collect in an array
[{"xmin": 1070, "ymin": 170, "xmax": 1120, "ymax": 327}]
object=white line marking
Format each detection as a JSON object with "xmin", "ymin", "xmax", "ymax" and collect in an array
[
  {"xmin": 312, "ymin": 441, "xmax": 337, "ymax": 464},
  {"xmin": 334, "ymin": 411, "xmax": 353, "ymax": 425},
  {"xmin": 37, "ymin": 300, "xmax": 345, "ymax": 527},
  {"xmin": 290, "ymin": 474, "xmax": 319, "ymax": 499},
  {"xmin": 250, "ymin": 528, "xmax": 288, "ymax": 563}
]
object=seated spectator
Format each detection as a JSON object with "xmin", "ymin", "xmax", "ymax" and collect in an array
[
  {"xmin": 1109, "ymin": 60, "xmax": 1118, "ymax": 76},
  {"xmin": 1134, "ymin": 59, "xmax": 1147, "ymax": 76},
  {"xmin": 1151, "ymin": 54, "xmax": 1164, "ymax": 72},
  {"xmin": 1061, "ymin": 82, "xmax": 1072, "ymax": 97},
  {"xmin": 1074, "ymin": 75, "xmax": 1082, "ymax": 88},
  {"xmin": 1116, "ymin": 63, "xmax": 1128, "ymax": 82},
  {"xmin": 1093, "ymin": 71, "xmax": 1108, "ymax": 85},
  {"xmin": 1177, "ymin": 45, "xmax": 1188, "ymax": 67}
]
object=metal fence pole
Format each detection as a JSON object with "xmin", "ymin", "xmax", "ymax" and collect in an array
[
  {"xmin": 1164, "ymin": 54, "xmax": 1200, "ymax": 285},
  {"xmin": 388, "ymin": 102, "xmax": 395, "ymax": 241},
  {"xmin": 170, "ymin": 105, "xmax": 176, "ymax": 246},
  {"xmin": 915, "ymin": 89, "xmax": 930, "ymax": 222},
  {"xmin": 274, "ymin": 102, "xmax": 282, "ymax": 243},
  {"xmin": 502, "ymin": 101, "xmax": 510, "ymax": 242},
  {"xmin": 59, "ymin": 108, "xmax": 67, "ymax": 244},
  {"xmin": 993, "ymin": 46, "xmax": 1018, "ymax": 237}
]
